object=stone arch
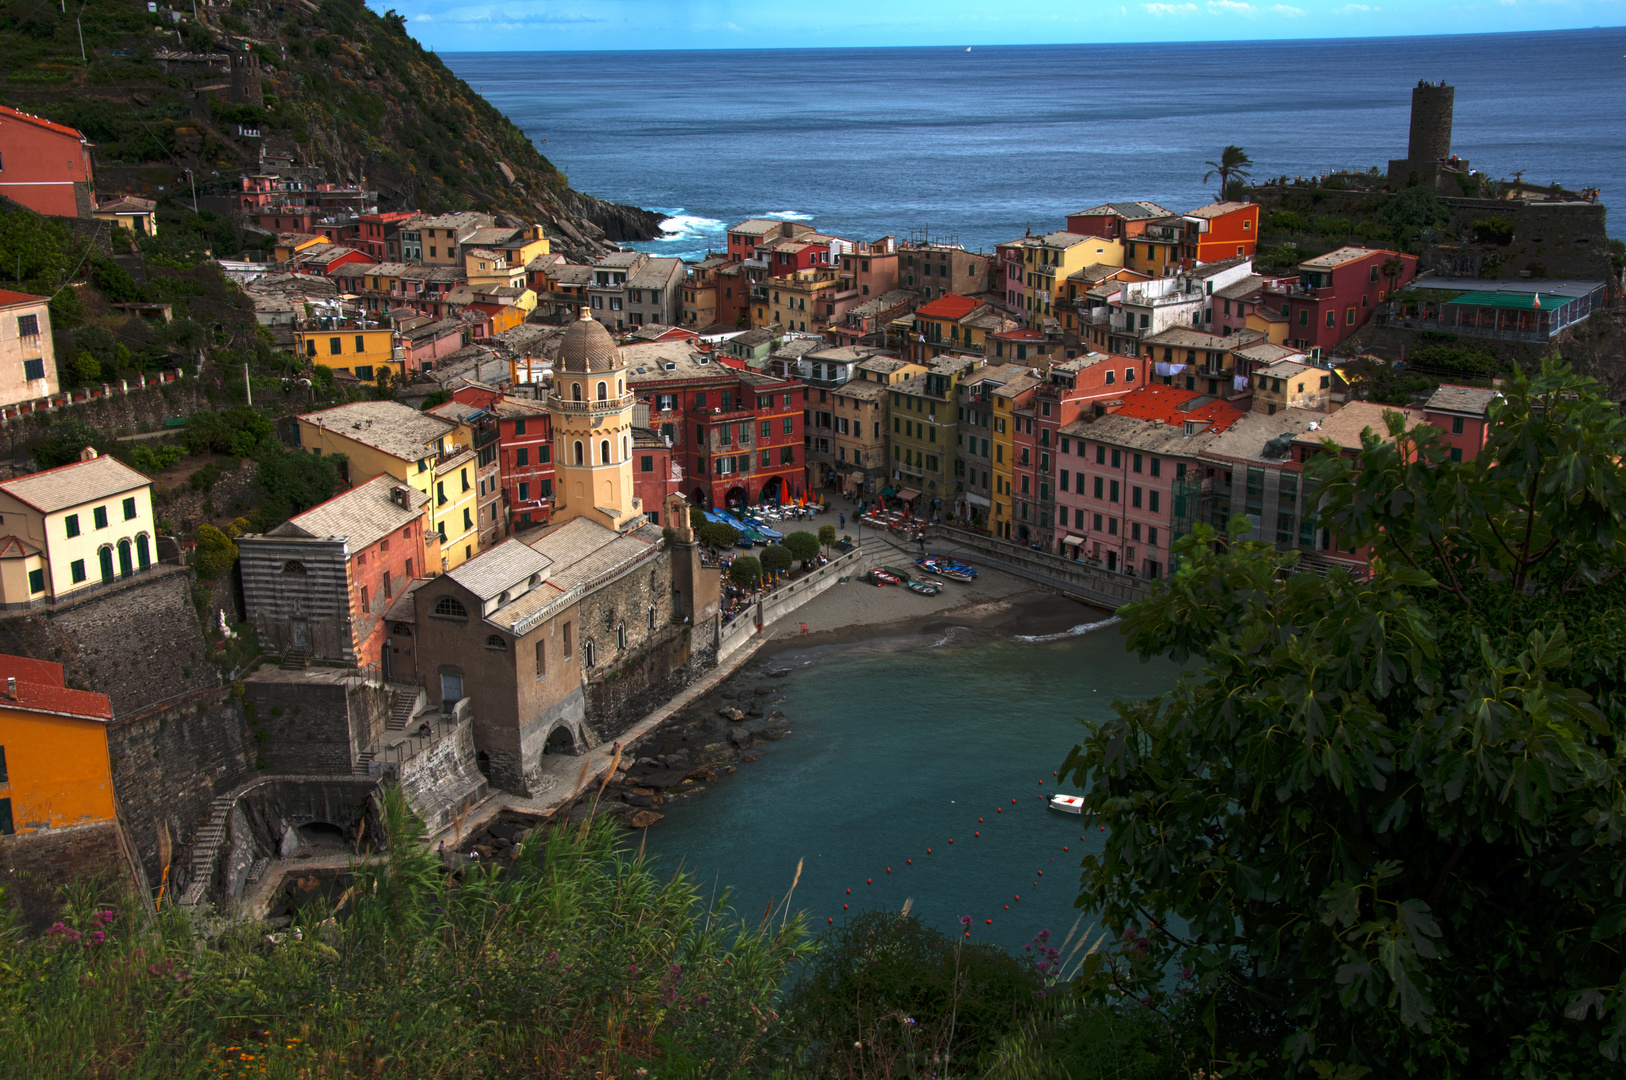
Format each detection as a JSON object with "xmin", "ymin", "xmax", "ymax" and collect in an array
[{"xmin": 541, "ymin": 722, "xmax": 577, "ymax": 756}]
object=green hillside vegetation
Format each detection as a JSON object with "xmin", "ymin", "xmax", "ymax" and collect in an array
[{"xmin": 0, "ymin": 0, "xmax": 658, "ymax": 245}]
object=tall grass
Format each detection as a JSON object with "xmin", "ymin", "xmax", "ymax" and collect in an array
[{"xmin": 0, "ymin": 786, "xmax": 813, "ymax": 1079}]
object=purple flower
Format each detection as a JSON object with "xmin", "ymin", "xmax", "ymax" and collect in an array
[
  {"xmin": 959, "ymin": 915, "xmax": 972, "ymax": 928},
  {"xmin": 1036, "ymin": 929, "xmax": 1051, "ymax": 943},
  {"xmin": 626, "ymin": 963, "xmax": 639, "ymax": 978},
  {"xmin": 1023, "ymin": 944, "xmax": 1032, "ymax": 952},
  {"xmin": 1035, "ymin": 961, "xmax": 1049, "ymax": 973}
]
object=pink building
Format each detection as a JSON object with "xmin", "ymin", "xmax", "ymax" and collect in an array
[
  {"xmin": 1421, "ymin": 384, "xmax": 1500, "ymax": 462},
  {"xmin": 1054, "ymin": 385, "xmax": 1245, "ymax": 577},
  {"xmin": 1263, "ymin": 247, "xmax": 1418, "ymax": 352}
]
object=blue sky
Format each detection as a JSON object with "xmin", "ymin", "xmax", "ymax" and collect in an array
[{"xmin": 393, "ymin": 0, "xmax": 1623, "ymax": 52}]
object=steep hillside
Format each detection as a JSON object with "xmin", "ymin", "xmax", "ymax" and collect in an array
[{"xmin": 0, "ymin": 0, "xmax": 661, "ymax": 254}]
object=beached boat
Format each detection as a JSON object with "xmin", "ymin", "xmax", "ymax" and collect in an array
[
  {"xmin": 870, "ymin": 570, "xmax": 902, "ymax": 586},
  {"xmin": 907, "ymin": 580, "xmax": 941, "ymax": 596},
  {"xmin": 938, "ymin": 568, "xmax": 974, "ymax": 583},
  {"xmin": 882, "ymin": 565, "xmax": 914, "ymax": 583},
  {"xmin": 1049, "ymin": 794, "xmax": 1084, "ymax": 814}
]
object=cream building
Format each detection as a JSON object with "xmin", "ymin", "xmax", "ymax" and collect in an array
[
  {"xmin": 0, "ymin": 289, "xmax": 58, "ymax": 408},
  {"xmin": 0, "ymin": 449, "xmax": 155, "ymax": 605},
  {"xmin": 548, "ymin": 310, "xmax": 643, "ymax": 533}
]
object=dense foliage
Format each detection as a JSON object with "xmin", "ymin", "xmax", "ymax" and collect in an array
[
  {"xmin": 0, "ymin": 789, "xmax": 813, "ymax": 1080},
  {"xmin": 1063, "ymin": 363, "xmax": 1626, "ymax": 1076}
]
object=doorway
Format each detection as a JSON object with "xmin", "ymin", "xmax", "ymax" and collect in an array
[
  {"xmin": 291, "ymin": 617, "xmax": 309, "ymax": 649},
  {"xmin": 441, "ymin": 673, "xmax": 463, "ymax": 711}
]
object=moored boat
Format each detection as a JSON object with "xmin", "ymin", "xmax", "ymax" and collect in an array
[
  {"xmin": 882, "ymin": 565, "xmax": 914, "ymax": 583},
  {"xmin": 1049, "ymin": 794, "xmax": 1084, "ymax": 814},
  {"xmin": 938, "ymin": 568, "xmax": 974, "ymax": 582},
  {"xmin": 870, "ymin": 570, "xmax": 902, "ymax": 586},
  {"xmin": 906, "ymin": 580, "xmax": 941, "ymax": 595}
]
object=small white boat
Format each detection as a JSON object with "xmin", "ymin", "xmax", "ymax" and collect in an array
[{"xmin": 1049, "ymin": 794, "xmax": 1084, "ymax": 814}]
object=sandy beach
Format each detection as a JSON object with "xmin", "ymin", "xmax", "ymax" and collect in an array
[{"xmin": 756, "ymin": 559, "xmax": 1108, "ymax": 655}]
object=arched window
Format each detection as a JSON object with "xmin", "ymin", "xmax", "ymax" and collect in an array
[
  {"xmin": 571, "ymin": 382, "xmax": 582, "ymax": 401},
  {"xmin": 596, "ymin": 381, "xmax": 608, "ymax": 401},
  {"xmin": 282, "ymin": 560, "xmax": 307, "ymax": 574},
  {"xmin": 136, "ymin": 533, "xmax": 151, "ymax": 571},
  {"xmin": 392, "ymin": 622, "xmax": 413, "ymax": 637},
  {"xmin": 583, "ymin": 639, "xmax": 595, "ymax": 667},
  {"xmin": 573, "ymin": 441, "xmax": 585, "ymax": 466},
  {"xmin": 616, "ymin": 623, "xmax": 626, "ymax": 650},
  {"xmin": 484, "ymin": 634, "xmax": 507, "ymax": 651},
  {"xmin": 647, "ymin": 604, "xmax": 656, "ymax": 630},
  {"xmin": 617, "ymin": 379, "xmax": 624, "ymax": 395},
  {"xmin": 433, "ymin": 596, "xmax": 468, "ymax": 619},
  {"xmin": 600, "ymin": 439, "xmax": 611, "ymax": 464},
  {"xmin": 622, "ymin": 435, "xmax": 629, "ymax": 460}
]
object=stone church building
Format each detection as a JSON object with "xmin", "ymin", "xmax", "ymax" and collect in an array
[{"xmin": 384, "ymin": 311, "xmax": 720, "ymax": 794}]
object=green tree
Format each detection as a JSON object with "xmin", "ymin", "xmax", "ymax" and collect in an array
[
  {"xmin": 760, "ymin": 544, "xmax": 792, "ymax": 579},
  {"xmin": 253, "ymin": 447, "xmax": 342, "ymax": 529},
  {"xmin": 1062, "ymin": 363, "xmax": 1626, "ymax": 1075},
  {"xmin": 193, "ymin": 523, "xmax": 238, "ymax": 579},
  {"xmin": 782, "ymin": 530, "xmax": 820, "ymax": 567},
  {"xmin": 71, "ymin": 352, "xmax": 100, "ymax": 384},
  {"xmin": 689, "ymin": 506, "xmax": 707, "ymax": 530},
  {"xmin": 31, "ymin": 418, "xmax": 103, "ymax": 468},
  {"xmin": 818, "ymin": 523, "xmax": 837, "ymax": 550},
  {"xmin": 1202, "ymin": 145, "xmax": 1253, "ymax": 200},
  {"xmin": 699, "ymin": 522, "xmax": 738, "ymax": 549},
  {"xmin": 728, "ymin": 555, "xmax": 762, "ymax": 590}
]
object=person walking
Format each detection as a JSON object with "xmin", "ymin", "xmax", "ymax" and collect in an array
[{"xmin": 839, "ymin": 513, "xmax": 846, "ymax": 529}]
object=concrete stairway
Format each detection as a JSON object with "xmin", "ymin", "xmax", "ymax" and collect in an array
[
  {"xmin": 386, "ymin": 688, "xmax": 420, "ymax": 731},
  {"xmin": 352, "ymin": 750, "xmax": 375, "ymax": 777},
  {"xmin": 280, "ymin": 648, "xmax": 309, "ymax": 670},
  {"xmin": 179, "ymin": 793, "xmax": 236, "ymax": 908}
]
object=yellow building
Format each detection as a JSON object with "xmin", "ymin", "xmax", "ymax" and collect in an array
[
  {"xmin": 547, "ymin": 310, "xmax": 644, "ymax": 533},
  {"xmin": 907, "ymin": 294, "xmax": 1015, "ymax": 360},
  {"xmin": 297, "ymin": 401, "xmax": 481, "ymax": 569},
  {"xmin": 1123, "ymin": 221, "xmax": 1186, "ymax": 278},
  {"xmin": 93, "ymin": 196, "xmax": 158, "ymax": 237},
  {"xmin": 751, "ymin": 269, "xmax": 844, "ymax": 332},
  {"xmin": 1014, "ymin": 233, "xmax": 1124, "ymax": 328},
  {"xmin": 464, "ymin": 248, "xmax": 528, "ymax": 290},
  {"xmin": 0, "ymin": 289, "xmax": 58, "ymax": 408},
  {"xmin": 0, "ymin": 449, "xmax": 156, "ymax": 604},
  {"xmin": 293, "ymin": 322, "xmax": 404, "ymax": 383},
  {"xmin": 0, "ymin": 654, "xmax": 115, "ymax": 837},
  {"xmin": 273, "ymin": 232, "xmax": 326, "ymax": 264},
  {"xmin": 986, "ymin": 369, "xmax": 1042, "ymax": 540}
]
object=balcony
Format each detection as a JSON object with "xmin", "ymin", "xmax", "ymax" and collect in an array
[{"xmin": 548, "ymin": 392, "xmax": 635, "ymax": 414}]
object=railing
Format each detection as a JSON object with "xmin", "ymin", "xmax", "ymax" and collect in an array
[
  {"xmin": 548, "ymin": 393, "xmax": 636, "ymax": 413},
  {"xmin": 1378, "ymin": 314, "xmax": 1553, "ymax": 343}
]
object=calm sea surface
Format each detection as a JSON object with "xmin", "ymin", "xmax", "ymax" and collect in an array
[
  {"xmin": 446, "ymin": 29, "xmax": 1625, "ymax": 260},
  {"xmin": 630, "ymin": 621, "xmax": 1179, "ymax": 956}
]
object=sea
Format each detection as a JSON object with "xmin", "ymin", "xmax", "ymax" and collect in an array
[
  {"xmin": 634, "ymin": 620, "xmax": 1177, "ymax": 957},
  {"xmin": 445, "ymin": 28, "xmax": 1626, "ymax": 261}
]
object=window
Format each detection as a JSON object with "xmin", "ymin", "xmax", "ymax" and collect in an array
[
  {"xmin": 516, "ymin": 447, "xmax": 529, "ymax": 468},
  {"xmin": 783, "ymin": 417, "xmax": 794, "ymax": 434},
  {"xmin": 1346, "ymin": 307, "xmax": 1357, "ymax": 326},
  {"xmin": 64, "ymin": 514, "xmax": 80, "ymax": 538},
  {"xmin": 1109, "ymin": 480, "xmax": 1120, "ymax": 503},
  {"xmin": 23, "ymin": 358, "xmax": 43, "ymax": 382},
  {"xmin": 1093, "ymin": 476, "xmax": 1103, "ymax": 499},
  {"xmin": 1150, "ymin": 457, "xmax": 1161, "ymax": 478},
  {"xmin": 360, "ymin": 586, "xmax": 370, "ymax": 612},
  {"xmin": 1096, "ymin": 445, "xmax": 1105, "ymax": 464},
  {"xmin": 1148, "ymin": 527, "xmax": 1158, "ymax": 547},
  {"xmin": 1326, "ymin": 310, "xmax": 1337, "ymax": 328},
  {"xmin": 1451, "ymin": 417, "xmax": 1465, "ymax": 435},
  {"xmin": 329, "ymin": 337, "xmax": 342, "ymax": 355},
  {"xmin": 1132, "ymin": 454, "xmax": 1142, "ymax": 474},
  {"xmin": 1104, "ymin": 369, "xmax": 1115, "ymax": 385},
  {"xmin": 383, "ymin": 571, "xmax": 393, "ymax": 600},
  {"xmin": 1150, "ymin": 490, "xmax": 1160, "ymax": 514},
  {"xmin": 93, "ymin": 506, "xmax": 108, "ymax": 529},
  {"xmin": 27, "ymin": 568, "xmax": 43, "ymax": 594},
  {"xmin": 781, "ymin": 447, "xmax": 795, "ymax": 465},
  {"xmin": 583, "ymin": 639, "xmax": 596, "ymax": 666},
  {"xmin": 616, "ymin": 624, "xmax": 627, "ymax": 650},
  {"xmin": 433, "ymin": 596, "xmax": 468, "ymax": 619},
  {"xmin": 122, "ymin": 497, "xmax": 138, "ymax": 521},
  {"xmin": 463, "ymin": 507, "xmax": 473, "ymax": 531},
  {"xmin": 1450, "ymin": 447, "xmax": 1463, "ymax": 462},
  {"xmin": 535, "ymin": 641, "xmax": 546, "ymax": 679},
  {"xmin": 519, "ymin": 481, "xmax": 530, "ymax": 502},
  {"xmin": 17, "ymin": 314, "xmax": 39, "ymax": 338},
  {"xmin": 1131, "ymin": 486, "xmax": 1142, "ymax": 508}
]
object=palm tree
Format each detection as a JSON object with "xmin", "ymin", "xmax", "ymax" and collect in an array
[{"xmin": 1204, "ymin": 146, "xmax": 1254, "ymax": 201}]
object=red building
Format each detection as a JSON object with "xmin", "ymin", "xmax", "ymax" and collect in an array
[
  {"xmin": 1266, "ymin": 247, "xmax": 1418, "ymax": 352},
  {"xmin": 353, "ymin": 212, "xmax": 419, "ymax": 263},
  {"xmin": 632, "ymin": 429, "xmax": 684, "ymax": 526},
  {"xmin": 627, "ymin": 347, "xmax": 805, "ymax": 511},
  {"xmin": 451, "ymin": 384, "xmax": 554, "ymax": 532},
  {"xmin": 1421, "ymin": 384, "xmax": 1500, "ymax": 462},
  {"xmin": 1186, "ymin": 202, "xmax": 1260, "ymax": 264},
  {"xmin": 1065, "ymin": 201, "xmax": 1174, "ymax": 241},
  {"xmin": 0, "ymin": 106, "xmax": 94, "ymax": 219}
]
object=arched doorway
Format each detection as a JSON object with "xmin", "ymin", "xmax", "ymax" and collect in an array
[
  {"xmin": 758, "ymin": 476, "xmax": 784, "ymax": 505},
  {"xmin": 691, "ymin": 487, "xmax": 710, "ymax": 509},
  {"xmin": 724, "ymin": 486, "xmax": 747, "ymax": 511},
  {"xmin": 1017, "ymin": 524, "xmax": 1030, "ymax": 544},
  {"xmin": 542, "ymin": 725, "xmax": 575, "ymax": 756},
  {"xmin": 97, "ymin": 546, "xmax": 114, "ymax": 585},
  {"xmin": 117, "ymin": 538, "xmax": 133, "ymax": 578},
  {"xmin": 136, "ymin": 533, "xmax": 151, "ymax": 571}
]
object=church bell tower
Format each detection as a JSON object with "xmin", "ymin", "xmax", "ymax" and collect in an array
[{"xmin": 548, "ymin": 308, "xmax": 641, "ymax": 532}]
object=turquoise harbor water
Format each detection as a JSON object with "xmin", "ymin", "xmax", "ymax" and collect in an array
[{"xmin": 641, "ymin": 620, "xmax": 1180, "ymax": 956}]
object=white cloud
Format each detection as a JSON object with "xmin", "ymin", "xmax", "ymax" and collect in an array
[
  {"xmin": 1270, "ymin": 3, "xmax": 1306, "ymax": 12},
  {"xmin": 1143, "ymin": 2, "xmax": 1199, "ymax": 13},
  {"xmin": 1208, "ymin": 0, "xmax": 1256, "ymax": 12},
  {"xmin": 1336, "ymin": 3, "xmax": 1377, "ymax": 10}
]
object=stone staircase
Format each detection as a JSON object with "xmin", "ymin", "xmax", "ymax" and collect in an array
[
  {"xmin": 280, "ymin": 647, "xmax": 309, "ymax": 670},
  {"xmin": 352, "ymin": 750, "xmax": 376, "ymax": 777},
  {"xmin": 179, "ymin": 793, "xmax": 236, "ymax": 908},
  {"xmin": 386, "ymin": 688, "xmax": 421, "ymax": 731}
]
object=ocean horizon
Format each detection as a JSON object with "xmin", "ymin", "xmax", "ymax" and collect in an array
[{"xmin": 445, "ymin": 27, "xmax": 1625, "ymax": 259}]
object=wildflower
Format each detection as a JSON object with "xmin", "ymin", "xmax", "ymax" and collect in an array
[
  {"xmin": 959, "ymin": 915, "xmax": 972, "ymax": 929},
  {"xmin": 1036, "ymin": 961, "xmax": 1049, "ymax": 973},
  {"xmin": 1036, "ymin": 928, "xmax": 1051, "ymax": 943}
]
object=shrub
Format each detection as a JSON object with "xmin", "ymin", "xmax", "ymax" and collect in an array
[
  {"xmin": 817, "ymin": 523, "xmax": 836, "ymax": 548},
  {"xmin": 760, "ymin": 544, "xmax": 792, "ymax": 576},
  {"xmin": 1470, "ymin": 216, "xmax": 1515, "ymax": 245},
  {"xmin": 782, "ymin": 530, "xmax": 820, "ymax": 565},
  {"xmin": 193, "ymin": 524, "xmax": 237, "ymax": 579},
  {"xmin": 699, "ymin": 522, "xmax": 738, "ymax": 549}
]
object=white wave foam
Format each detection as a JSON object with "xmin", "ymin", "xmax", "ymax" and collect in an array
[
  {"xmin": 927, "ymin": 625, "xmax": 973, "ymax": 649},
  {"xmin": 656, "ymin": 214, "xmax": 727, "ymax": 242},
  {"xmin": 760, "ymin": 210, "xmax": 814, "ymax": 221},
  {"xmin": 1013, "ymin": 617, "xmax": 1121, "ymax": 644}
]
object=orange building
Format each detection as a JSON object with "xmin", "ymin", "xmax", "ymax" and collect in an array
[
  {"xmin": 0, "ymin": 106, "xmax": 95, "ymax": 219},
  {"xmin": 0, "ymin": 654, "xmax": 115, "ymax": 836},
  {"xmin": 1187, "ymin": 202, "xmax": 1259, "ymax": 264}
]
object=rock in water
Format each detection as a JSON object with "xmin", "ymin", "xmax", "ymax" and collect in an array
[
  {"xmin": 628, "ymin": 811, "xmax": 664, "ymax": 829},
  {"xmin": 718, "ymin": 706, "xmax": 745, "ymax": 721}
]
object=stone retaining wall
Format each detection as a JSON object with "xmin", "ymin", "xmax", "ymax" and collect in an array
[{"xmin": 932, "ymin": 527, "xmax": 1149, "ymax": 610}]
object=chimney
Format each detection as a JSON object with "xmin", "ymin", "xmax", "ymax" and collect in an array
[
  {"xmin": 80, "ymin": 446, "xmax": 99, "ymax": 461},
  {"xmin": 6, "ymin": 677, "xmax": 15, "ymax": 699}
]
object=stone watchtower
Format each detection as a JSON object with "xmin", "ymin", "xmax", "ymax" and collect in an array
[
  {"xmin": 1388, "ymin": 80, "xmax": 1468, "ymax": 191},
  {"xmin": 547, "ymin": 309, "xmax": 642, "ymax": 532},
  {"xmin": 229, "ymin": 50, "xmax": 263, "ymax": 109}
]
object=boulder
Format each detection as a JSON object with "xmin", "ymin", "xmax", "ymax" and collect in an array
[
  {"xmin": 740, "ymin": 753, "xmax": 760, "ymax": 763},
  {"xmin": 685, "ymin": 766, "xmax": 719, "ymax": 783},
  {"xmin": 761, "ymin": 726, "xmax": 791, "ymax": 740},
  {"xmin": 628, "ymin": 811, "xmax": 664, "ymax": 829},
  {"xmin": 746, "ymin": 703, "xmax": 764, "ymax": 717},
  {"xmin": 769, "ymin": 710, "xmax": 786, "ymax": 720},
  {"xmin": 767, "ymin": 668, "xmax": 792, "ymax": 677},
  {"xmin": 639, "ymin": 769, "xmax": 692, "ymax": 790},
  {"xmin": 718, "ymin": 706, "xmax": 745, "ymax": 722},
  {"xmin": 753, "ymin": 686, "xmax": 775, "ymax": 697},
  {"xmin": 623, "ymin": 793, "xmax": 656, "ymax": 808},
  {"xmin": 727, "ymin": 727, "xmax": 754, "ymax": 748}
]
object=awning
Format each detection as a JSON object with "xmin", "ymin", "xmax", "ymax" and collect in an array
[
  {"xmin": 964, "ymin": 493, "xmax": 991, "ymax": 509},
  {"xmin": 880, "ymin": 487, "xmax": 898, "ymax": 496},
  {"xmin": 897, "ymin": 488, "xmax": 922, "ymax": 501},
  {"xmin": 847, "ymin": 472, "xmax": 867, "ymax": 485},
  {"xmin": 1062, "ymin": 535, "xmax": 1086, "ymax": 546}
]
